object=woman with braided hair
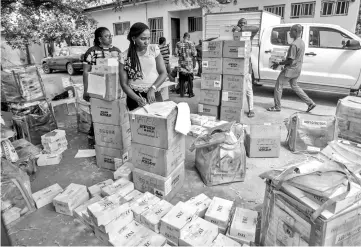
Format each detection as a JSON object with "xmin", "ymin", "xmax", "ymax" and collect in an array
[{"xmin": 119, "ymin": 22, "xmax": 168, "ymax": 111}]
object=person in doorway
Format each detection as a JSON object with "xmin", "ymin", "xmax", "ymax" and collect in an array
[
  {"xmin": 195, "ymin": 39, "xmax": 202, "ymax": 77},
  {"xmin": 175, "ymin": 32, "xmax": 197, "ymax": 98},
  {"xmin": 119, "ymin": 22, "xmax": 167, "ymax": 111},
  {"xmin": 232, "ymin": 18, "xmax": 259, "ymax": 118},
  {"xmin": 158, "ymin": 37, "xmax": 171, "ymax": 74},
  {"xmin": 268, "ymin": 24, "xmax": 316, "ymax": 113},
  {"xmin": 82, "ymin": 27, "xmax": 121, "ymax": 146}
]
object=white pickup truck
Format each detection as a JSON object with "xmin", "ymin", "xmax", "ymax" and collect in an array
[{"xmin": 204, "ymin": 11, "xmax": 361, "ymax": 95}]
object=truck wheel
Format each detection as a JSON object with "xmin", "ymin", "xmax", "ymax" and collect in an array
[
  {"xmin": 42, "ymin": 63, "xmax": 52, "ymax": 74},
  {"xmin": 67, "ymin": 63, "xmax": 75, "ymax": 75},
  {"xmin": 252, "ymin": 71, "xmax": 262, "ymax": 87}
]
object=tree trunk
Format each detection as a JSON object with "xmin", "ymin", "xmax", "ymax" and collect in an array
[{"xmin": 25, "ymin": 45, "xmax": 31, "ymax": 65}]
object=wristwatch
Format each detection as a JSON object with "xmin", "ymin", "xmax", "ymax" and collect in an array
[{"xmin": 151, "ymin": 85, "xmax": 157, "ymax": 91}]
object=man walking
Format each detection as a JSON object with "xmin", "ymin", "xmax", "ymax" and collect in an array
[
  {"xmin": 267, "ymin": 24, "xmax": 316, "ymax": 112},
  {"xmin": 232, "ymin": 18, "xmax": 259, "ymax": 118}
]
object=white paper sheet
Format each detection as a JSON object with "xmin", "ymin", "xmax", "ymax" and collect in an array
[
  {"xmin": 75, "ymin": 149, "xmax": 96, "ymax": 158},
  {"xmin": 87, "ymin": 73, "xmax": 106, "ymax": 98}
]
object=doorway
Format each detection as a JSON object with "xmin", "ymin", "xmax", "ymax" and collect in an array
[{"xmin": 171, "ymin": 18, "xmax": 180, "ymax": 55}]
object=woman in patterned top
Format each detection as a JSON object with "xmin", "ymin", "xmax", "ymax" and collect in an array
[{"xmin": 119, "ymin": 22, "xmax": 167, "ymax": 111}]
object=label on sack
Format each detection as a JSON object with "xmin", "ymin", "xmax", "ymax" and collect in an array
[
  {"xmin": 307, "ymin": 146, "xmax": 321, "ymax": 152},
  {"xmin": 202, "ymin": 61, "xmax": 209, "ymax": 68},
  {"xmin": 222, "ymin": 92, "xmax": 229, "ymax": 101},
  {"xmin": 198, "ymin": 104, "xmax": 204, "ymax": 113},
  {"xmin": 214, "ymin": 81, "xmax": 221, "ymax": 88},
  {"xmin": 302, "ymin": 120, "xmax": 327, "ymax": 128}
]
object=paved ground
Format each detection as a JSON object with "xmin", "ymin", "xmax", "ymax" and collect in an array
[{"xmin": 7, "ymin": 71, "xmax": 346, "ymax": 246}]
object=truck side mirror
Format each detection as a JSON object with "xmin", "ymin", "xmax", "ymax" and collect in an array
[{"xmin": 345, "ymin": 39, "xmax": 361, "ymax": 50}]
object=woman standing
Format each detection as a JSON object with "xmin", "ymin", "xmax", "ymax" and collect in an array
[{"xmin": 119, "ymin": 22, "xmax": 167, "ymax": 111}]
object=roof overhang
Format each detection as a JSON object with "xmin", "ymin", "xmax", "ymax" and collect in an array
[{"xmin": 84, "ymin": 0, "xmax": 158, "ymax": 13}]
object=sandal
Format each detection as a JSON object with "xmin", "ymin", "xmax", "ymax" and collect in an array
[
  {"xmin": 267, "ymin": 106, "xmax": 281, "ymax": 112},
  {"xmin": 247, "ymin": 110, "xmax": 255, "ymax": 118}
]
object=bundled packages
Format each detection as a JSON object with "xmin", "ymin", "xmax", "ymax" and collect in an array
[{"xmin": 336, "ymin": 96, "xmax": 361, "ymax": 143}]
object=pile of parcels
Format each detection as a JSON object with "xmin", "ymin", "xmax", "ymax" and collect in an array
[
  {"xmin": 37, "ymin": 129, "xmax": 67, "ymax": 166},
  {"xmin": 31, "ymin": 175, "xmax": 260, "ymax": 246},
  {"xmin": 199, "ymin": 31, "xmax": 252, "ymax": 122}
]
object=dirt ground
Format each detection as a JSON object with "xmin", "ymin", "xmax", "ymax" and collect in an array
[{"xmin": 7, "ymin": 72, "xmax": 345, "ymax": 246}]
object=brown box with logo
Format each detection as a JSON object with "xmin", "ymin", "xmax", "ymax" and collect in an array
[
  {"xmin": 94, "ymin": 122, "xmax": 131, "ymax": 150},
  {"xmin": 90, "ymin": 98, "xmax": 128, "ymax": 126},
  {"xmin": 201, "ymin": 74, "xmax": 222, "ymax": 91},
  {"xmin": 88, "ymin": 72, "xmax": 124, "ymax": 101},
  {"xmin": 222, "ymin": 91, "xmax": 246, "ymax": 108},
  {"xmin": 200, "ymin": 89, "xmax": 221, "ymax": 106},
  {"xmin": 202, "ymin": 41, "xmax": 223, "ymax": 58},
  {"xmin": 220, "ymin": 106, "xmax": 244, "ymax": 123},
  {"xmin": 95, "ymin": 145, "xmax": 132, "ymax": 171},
  {"xmin": 222, "ymin": 58, "xmax": 249, "ymax": 75},
  {"xmin": 198, "ymin": 104, "xmax": 219, "ymax": 119},
  {"xmin": 202, "ymin": 58, "xmax": 223, "ymax": 74},
  {"xmin": 223, "ymin": 74, "xmax": 247, "ymax": 92},
  {"xmin": 223, "ymin": 40, "xmax": 251, "ymax": 58}
]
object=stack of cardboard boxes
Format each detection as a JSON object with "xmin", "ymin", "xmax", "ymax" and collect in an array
[
  {"xmin": 200, "ymin": 35, "xmax": 251, "ymax": 122},
  {"xmin": 88, "ymin": 58, "xmax": 131, "ymax": 170},
  {"xmin": 128, "ymin": 102, "xmax": 186, "ymax": 201}
]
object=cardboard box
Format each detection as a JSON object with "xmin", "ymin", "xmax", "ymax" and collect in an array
[
  {"xmin": 222, "ymin": 91, "xmax": 245, "ymax": 108},
  {"xmin": 41, "ymin": 129, "xmax": 66, "ymax": 143},
  {"xmin": 2, "ymin": 207, "xmax": 21, "ymax": 225},
  {"xmin": 160, "ymin": 202, "xmax": 199, "ymax": 245},
  {"xmin": 114, "ymin": 152, "xmax": 131, "ymax": 170},
  {"xmin": 88, "ymin": 179, "xmax": 114, "ymax": 197},
  {"xmin": 73, "ymin": 195, "xmax": 102, "ymax": 224},
  {"xmin": 130, "ymin": 192, "xmax": 161, "ymax": 222},
  {"xmin": 94, "ymin": 122, "xmax": 131, "ymax": 150},
  {"xmin": 200, "ymin": 90, "xmax": 221, "ymax": 106},
  {"xmin": 93, "ymin": 225, "xmax": 111, "ymax": 245},
  {"xmin": 185, "ymin": 193, "xmax": 212, "ymax": 218},
  {"xmin": 202, "ymin": 58, "xmax": 223, "ymax": 74},
  {"xmin": 140, "ymin": 199, "xmax": 174, "ymax": 233},
  {"xmin": 220, "ymin": 106, "xmax": 245, "ymax": 123},
  {"xmin": 229, "ymin": 208, "xmax": 258, "ymax": 243},
  {"xmin": 129, "ymin": 102, "xmax": 179, "ymax": 149},
  {"xmin": 223, "ymin": 40, "xmax": 251, "ymax": 58},
  {"xmin": 223, "ymin": 74, "xmax": 246, "ymax": 92},
  {"xmin": 179, "ymin": 217, "xmax": 219, "ymax": 246},
  {"xmin": 95, "ymin": 145, "xmax": 131, "ymax": 171},
  {"xmin": 96, "ymin": 58, "xmax": 118, "ymax": 66},
  {"xmin": 131, "ymin": 134, "xmax": 185, "ymax": 177},
  {"xmin": 53, "ymin": 183, "xmax": 89, "ymax": 216},
  {"xmin": 123, "ymin": 190, "xmax": 143, "ymax": 203},
  {"xmin": 201, "ymin": 74, "xmax": 222, "ymax": 91},
  {"xmin": 108, "ymin": 220, "xmax": 142, "ymax": 246},
  {"xmin": 32, "ymin": 183, "xmax": 63, "ymax": 209},
  {"xmin": 211, "ymin": 233, "xmax": 243, "ymax": 246},
  {"xmin": 190, "ymin": 114, "xmax": 209, "ymax": 126},
  {"xmin": 233, "ymin": 32, "xmax": 252, "ymax": 41},
  {"xmin": 101, "ymin": 178, "xmax": 134, "ymax": 197},
  {"xmin": 133, "ymin": 162, "xmax": 185, "ymax": 201},
  {"xmin": 205, "ymin": 197, "xmax": 234, "ymax": 231},
  {"xmin": 222, "ymin": 58, "xmax": 249, "ymax": 75},
  {"xmin": 198, "ymin": 104, "xmax": 220, "ymax": 118},
  {"xmin": 98, "ymin": 204, "xmax": 133, "ymax": 235},
  {"xmin": 88, "ymin": 72, "xmax": 123, "ymax": 101},
  {"xmin": 91, "ymin": 65, "xmax": 118, "ymax": 74},
  {"xmin": 90, "ymin": 98, "xmax": 128, "ymax": 125},
  {"xmin": 114, "ymin": 162, "xmax": 134, "ymax": 181},
  {"xmin": 202, "ymin": 41, "xmax": 223, "ymax": 58},
  {"xmin": 245, "ymin": 124, "xmax": 281, "ymax": 158},
  {"xmin": 37, "ymin": 153, "xmax": 63, "ymax": 166},
  {"xmin": 336, "ymin": 96, "xmax": 361, "ymax": 143}
]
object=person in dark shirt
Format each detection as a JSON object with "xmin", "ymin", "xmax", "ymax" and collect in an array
[
  {"xmin": 158, "ymin": 37, "xmax": 171, "ymax": 74},
  {"xmin": 195, "ymin": 39, "xmax": 202, "ymax": 77}
]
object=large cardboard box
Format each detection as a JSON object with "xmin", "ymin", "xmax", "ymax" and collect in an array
[
  {"xmin": 220, "ymin": 106, "xmax": 244, "ymax": 123},
  {"xmin": 95, "ymin": 145, "xmax": 131, "ymax": 171},
  {"xmin": 223, "ymin": 74, "xmax": 246, "ymax": 92},
  {"xmin": 200, "ymin": 89, "xmax": 221, "ymax": 106},
  {"xmin": 114, "ymin": 162, "xmax": 134, "ymax": 181},
  {"xmin": 98, "ymin": 204, "xmax": 133, "ymax": 235},
  {"xmin": 101, "ymin": 178, "xmax": 134, "ymax": 197},
  {"xmin": 88, "ymin": 72, "xmax": 123, "ymax": 101},
  {"xmin": 130, "ymin": 192, "xmax": 161, "ymax": 222},
  {"xmin": 229, "ymin": 208, "xmax": 258, "ymax": 244},
  {"xmin": 140, "ymin": 200, "xmax": 174, "ymax": 233},
  {"xmin": 222, "ymin": 90, "xmax": 245, "ymax": 108},
  {"xmin": 179, "ymin": 217, "xmax": 219, "ymax": 246},
  {"xmin": 202, "ymin": 41, "xmax": 223, "ymax": 58},
  {"xmin": 211, "ymin": 233, "xmax": 243, "ymax": 246},
  {"xmin": 205, "ymin": 197, "xmax": 234, "ymax": 233},
  {"xmin": 32, "ymin": 183, "xmax": 63, "ymax": 209},
  {"xmin": 201, "ymin": 74, "xmax": 222, "ymax": 91},
  {"xmin": 245, "ymin": 124, "xmax": 281, "ymax": 158},
  {"xmin": 132, "ymin": 134, "xmax": 185, "ymax": 177},
  {"xmin": 133, "ymin": 162, "xmax": 185, "ymax": 201},
  {"xmin": 90, "ymin": 98, "xmax": 128, "ymax": 125},
  {"xmin": 53, "ymin": 183, "xmax": 89, "ymax": 216},
  {"xmin": 223, "ymin": 40, "xmax": 251, "ymax": 58},
  {"xmin": 222, "ymin": 58, "xmax": 249, "ymax": 75},
  {"xmin": 88, "ymin": 179, "xmax": 113, "ymax": 198},
  {"xmin": 94, "ymin": 122, "xmax": 131, "ymax": 150},
  {"xmin": 336, "ymin": 96, "xmax": 361, "ymax": 143},
  {"xmin": 129, "ymin": 102, "xmax": 179, "ymax": 149},
  {"xmin": 202, "ymin": 58, "xmax": 223, "ymax": 74},
  {"xmin": 123, "ymin": 190, "xmax": 143, "ymax": 203},
  {"xmin": 185, "ymin": 193, "xmax": 212, "ymax": 218},
  {"xmin": 198, "ymin": 104, "xmax": 220, "ymax": 119},
  {"xmin": 73, "ymin": 195, "xmax": 102, "ymax": 224}
]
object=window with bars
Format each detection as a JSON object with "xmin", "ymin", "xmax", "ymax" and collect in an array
[
  {"xmin": 188, "ymin": 17, "xmax": 202, "ymax": 32},
  {"xmin": 321, "ymin": 1, "xmax": 349, "ymax": 16},
  {"xmin": 149, "ymin": 17, "xmax": 163, "ymax": 44},
  {"xmin": 335, "ymin": 1, "xmax": 349, "ymax": 15},
  {"xmin": 321, "ymin": 1, "xmax": 334, "ymax": 16},
  {"xmin": 264, "ymin": 5, "xmax": 285, "ymax": 18},
  {"xmin": 291, "ymin": 2, "xmax": 315, "ymax": 18},
  {"xmin": 113, "ymin": 22, "xmax": 130, "ymax": 36}
]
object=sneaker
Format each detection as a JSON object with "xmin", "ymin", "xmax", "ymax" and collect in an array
[{"xmin": 306, "ymin": 103, "xmax": 316, "ymax": 112}]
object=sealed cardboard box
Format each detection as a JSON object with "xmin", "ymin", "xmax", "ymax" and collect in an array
[
  {"xmin": 98, "ymin": 204, "xmax": 133, "ymax": 234},
  {"xmin": 179, "ymin": 217, "xmax": 219, "ymax": 246},
  {"xmin": 133, "ymin": 162, "xmax": 185, "ymax": 201},
  {"xmin": 222, "ymin": 91, "xmax": 245, "ymax": 108},
  {"xmin": 223, "ymin": 40, "xmax": 251, "ymax": 58},
  {"xmin": 229, "ymin": 208, "xmax": 258, "ymax": 244},
  {"xmin": 336, "ymin": 96, "xmax": 361, "ymax": 143},
  {"xmin": 202, "ymin": 41, "xmax": 223, "ymax": 58},
  {"xmin": 160, "ymin": 201, "xmax": 199, "ymax": 245},
  {"xmin": 223, "ymin": 58, "xmax": 248, "ymax": 75},
  {"xmin": 200, "ymin": 90, "xmax": 221, "ymax": 106},
  {"xmin": 37, "ymin": 153, "xmax": 63, "ymax": 166},
  {"xmin": 233, "ymin": 31, "xmax": 252, "ymax": 41},
  {"xmin": 123, "ymin": 190, "xmax": 143, "ymax": 203},
  {"xmin": 32, "ymin": 183, "xmax": 63, "ymax": 209},
  {"xmin": 211, "ymin": 233, "xmax": 243, "ymax": 246},
  {"xmin": 101, "ymin": 178, "xmax": 134, "ymax": 197},
  {"xmin": 108, "ymin": 221, "xmax": 143, "ymax": 245},
  {"xmin": 223, "ymin": 74, "xmax": 246, "ymax": 92},
  {"xmin": 95, "ymin": 145, "xmax": 131, "ymax": 171},
  {"xmin": 88, "ymin": 72, "xmax": 123, "ymax": 101},
  {"xmin": 221, "ymin": 106, "xmax": 245, "ymax": 123},
  {"xmin": 114, "ymin": 162, "xmax": 134, "ymax": 181},
  {"xmin": 88, "ymin": 179, "xmax": 114, "ymax": 197},
  {"xmin": 205, "ymin": 197, "xmax": 234, "ymax": 233},
  {"xmin": 130, "ymin": 192, "xmax": 161, "ymax": 222},
  {"xmin": 190, "ymin": 114, "xmax": 209, "ymax": 126},
  {"xmin": 245, "ymin": 124, "xmax": 281, "ymax": 158},
  {"xmin": 202, "ymin": 58, "xmax": 223, "ymax": 74},
  {"xmin": 41, "ymin": 129, "xmax": 66, "ymax": 143},
  {"xmin": 129, "ymin": 102, "xmax": 179, "ymax": 149},
  {"xmin": 90, "ymin": 98, "xmax": 128, "ymax": 125},
  {"xmin": 140, "ymin": 200, "xmax": 174, "ymax": 233},
  {"xmin": 73, "ymin": 195, "xmax": 102, "ymax": 224},
  {"xmin": 201, "ymin": 74, "xmax": 222, "ymax": 91},
  {"xmin": 94, "ymin": 122, "xmax": 131, "ymax": 150},
  {"xmin": 53, "ymin": 183, "xmax": 89, "ymax": 216},
  {"xmin": 132, "ymin": 134, "xmax": 185, "ymax": 177},
  {"xmin": 185, "ymin": 193, "xmax": 212, "ymax": 218},
  {"xmin": 198, "ymin": 104, "xmax": 220, "ymax": 119}
]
